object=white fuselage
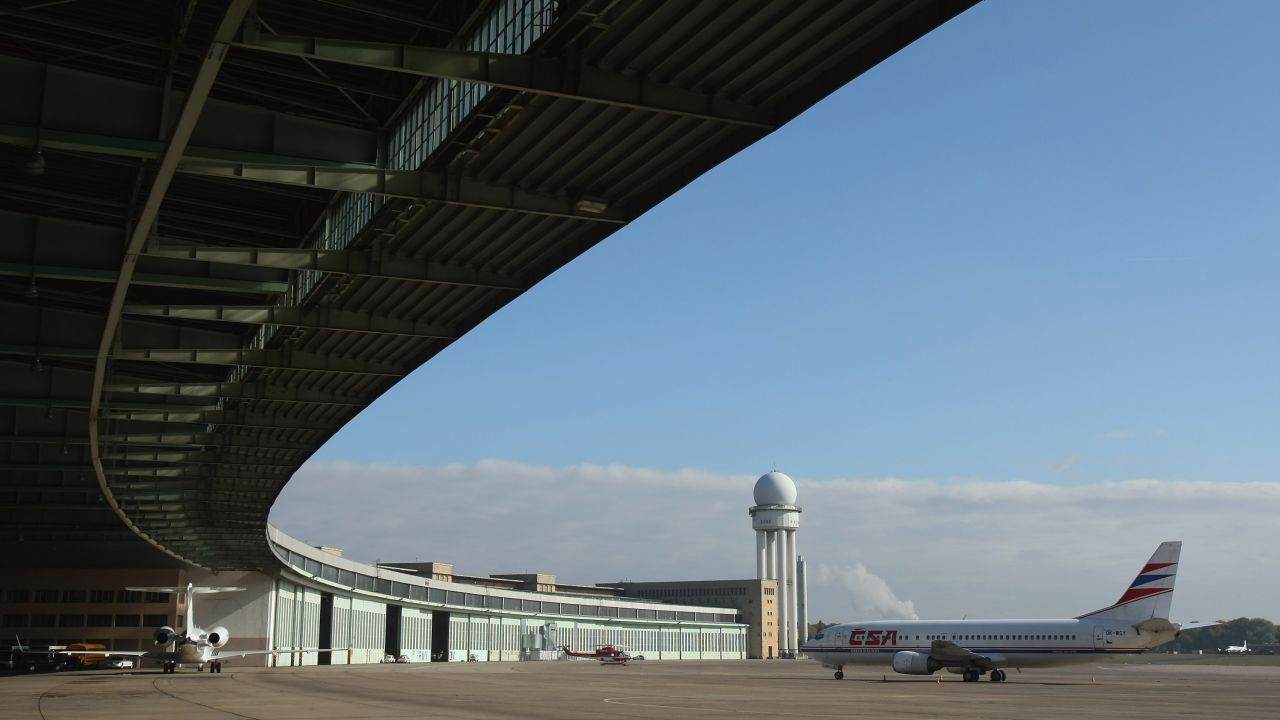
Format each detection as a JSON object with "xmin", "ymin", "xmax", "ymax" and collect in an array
[
  {"xmin": 803, "ymin": 618, "xmax": 1177, "ymax": 671},
  {"xmin": 150, "ymin": 630, "xmax": 216, "ymax": 667}
]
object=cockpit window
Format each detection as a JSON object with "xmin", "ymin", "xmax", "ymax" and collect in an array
[{"xmin": 813, "ymin": 631, "xmax": 825, "ymax": 640}]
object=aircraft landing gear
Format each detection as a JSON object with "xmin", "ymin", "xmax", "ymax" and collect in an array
[
  {"xmin": 163, "ymin": 661, "xmax": 176, "ymax": 673},
  {"xmin": 990, "ymin": 669, "xmax": 1007, "ymax": 682},
  {"xmin": 834, "ymin": 670, "xmax": 844, "ymax": 680},
  {"xmin": 197, "ymin": 664, "xmax": 204, "ymax": 672},
  {"xmin": 211, "ymin": 662, "xmax": 223, "ymax": 673},
  {"xmin": 962, "ymin": 669, "xmax": 980, "ymax": 682}
]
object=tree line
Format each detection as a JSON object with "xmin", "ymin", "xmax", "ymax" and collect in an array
[{"xmin": 1166, "ymin": 617, "xmax": 1277, "ymax": 653}]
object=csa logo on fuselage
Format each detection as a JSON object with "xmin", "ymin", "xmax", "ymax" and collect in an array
[{"xmin": 849, "ymin": 628, "xmax": 898, "ymax": 646}]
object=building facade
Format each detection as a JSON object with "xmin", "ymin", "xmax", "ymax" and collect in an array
[
  {"xmin": 0, "ymin": 527, "xmax": 748, "ymax": 667},
  {"xmin": 607, "ymin": 578, "xmax": 781, "ymax": 659}
]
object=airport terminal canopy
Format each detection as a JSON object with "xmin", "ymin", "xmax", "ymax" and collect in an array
[{"xmin": 0, "ymin": 0, "xmax": 976, "ymax": 571}]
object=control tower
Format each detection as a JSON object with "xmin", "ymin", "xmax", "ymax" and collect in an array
[{"xmin": 749, "ymin": 471, "xmax": 806, "ymax": 657}]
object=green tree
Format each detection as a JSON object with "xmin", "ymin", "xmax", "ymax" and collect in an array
[{"xmin": 1167, "ymin": 617, "xmax": 1277, "ymax": 652}]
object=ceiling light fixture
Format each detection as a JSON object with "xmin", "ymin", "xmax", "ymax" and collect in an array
[
  {"xmin": 24, "ymin": 151, "xmax": 46, "ymax": 176},
  {"xmin": 575, "ymin": 197, "xmax": 609, "ymax": 214}
]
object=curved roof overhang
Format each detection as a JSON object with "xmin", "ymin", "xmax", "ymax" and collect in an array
[{"xmin": 0, "ymin": 0, "xmax": 978, "ymax": 571}]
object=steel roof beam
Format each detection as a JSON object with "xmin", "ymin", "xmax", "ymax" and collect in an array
[
  {"xmin": 145, "ymin": 246, "xmax": 525, "ymax": 291},
  {"xmin": 103, "ymin": 381, "xmax": 368, "ymax": 407},
  {"xmin": 0, "ymin": 262, "xmax": 290, "ymax": 295},
  {"xmin": 0, "ymin": 397, "xmax": 220, "ymax": 413},
  {"xmin": 97, "ymin": 433, "xmax": 312, "ymax": 452},
  {"xmin": 235, "ymin": 35, "xmax": 778, "ymax": 129},
  {"xmin": 0, "ymin": 463, "xmax": 92, "ymax": 473},
  {"xmin": 0, "ymin": 343, "xmax": 403, "ymax": 377},
  {"xmin": 99, "ymin": 450, "xmax": 295, "ymax": 467},
  {"xmin": 1, "ymin": 55, "xmax": 378, "ymax": 164},
  {"xmin": 0, "ymin": 8, "xmax": 404, "ymax": 100},
  {"xmin": 1, "ymin": 122, "xmax": 626, "ymax": 222},
  {"xmin": 101, "ymin": 408, "xmax": 343, "ymax": 432},
  {"xmin": 0, "ymin": 484, "xmax": 98, "ymax": 493},
  {"xmin": 100, "ymin": 466, "xmax": 287, "ymax": 482},
  {"xmin": 176, "ymin": 159, "xmax": 629, "ymax": 223},
  {"xmin": 85, "ymin": 0, "xmax": 255, "ymax": 573},
  {"xmin": 122, "ymin": 304, "xmax": 458, "ymax": 340},
  {"xmin": 0, "ymin": 122, "xmax": 372, "ymax": 169},
  {"xmin": 112, "ymin": 348, "xmax": 404, "ymax": 377}
]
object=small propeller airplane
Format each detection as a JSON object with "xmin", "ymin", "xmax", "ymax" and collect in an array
[{"xmin": 561, "ymin": 644, "xmax": 636, "ymax": 665}]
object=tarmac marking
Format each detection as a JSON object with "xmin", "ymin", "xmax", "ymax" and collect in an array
[
  {"xmin": 602, "ymin": 695, "xmax": 855, "ymax": 717},
  {"xmin": 151, "ymin": 677, "xmax": 262, "ymax": 720}
]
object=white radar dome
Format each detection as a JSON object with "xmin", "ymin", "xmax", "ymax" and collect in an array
[{"xmin": 753, "ymin": 471, "xmax": 797, "ymax": 506}]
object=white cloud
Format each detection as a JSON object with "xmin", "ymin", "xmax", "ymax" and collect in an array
[
  {"xmin": 271, "ymin": 460, "xmax": 1280, "ymax": 625},
  {"xmin": 812, "ymin": 563, "xmax": 918, "ymax": 620}
]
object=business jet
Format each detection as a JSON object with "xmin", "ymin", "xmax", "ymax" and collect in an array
[
  {"xmin": 803, "ymin": 541, "xmax": 1216, "ymax": 682},
  {"xmin": 62, "ymin": 584, "xmax": 279, "ymax": 673},
  {"xmin": 1225, "ymin": 640, "xmax": 1248, "ymax": 654}
]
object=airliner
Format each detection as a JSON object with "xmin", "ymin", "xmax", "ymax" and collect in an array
[
  {"xmin": 63, "ymin": 584, "xmax": 280, "ymax": 673},
  {"xmin": 1225, "ymin": 639, "xmax": 1248, "ymax": 654},
  {"xmin": 803, "ymin": 542, "xmax": 1215, "ymax": 682}
]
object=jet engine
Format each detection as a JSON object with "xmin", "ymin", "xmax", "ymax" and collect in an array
[
  {"xmin": 892, "ymin": 651, "xmax": 941, "ymax": 675},
  {"xmin": 207, "ymin": 626, "xmax": 230, "ymax": 648},
  {"xmin": 154, "ymin": 626, "xmax": 177, "ymax": 645}
]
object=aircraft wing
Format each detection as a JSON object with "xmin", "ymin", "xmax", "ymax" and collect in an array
[
  {"xmin": 929, "ymin": 639, "xmax": 998, "ymax": 671},
  {"xmin": 210, "ymin": 649, "xmax": 281, "ymax": 660},
  {"xmin": 59, "ymin": 650, "xmax": 149, "ymax": 657},
  {"xmin": 214, "ymin": 647, "xmax": 348, "ymax": 660},
  {"xmin": 1174, "ymin": 619, "xmax": 1222, "ymax": 631}
]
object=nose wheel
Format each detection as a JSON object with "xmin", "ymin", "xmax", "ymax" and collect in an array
[{"xmin": 833, "ymin": 670, "xmax": 844, "ymax": 680}]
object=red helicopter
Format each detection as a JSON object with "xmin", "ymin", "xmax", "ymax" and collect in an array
[{"xmin": 561, "ymin": 645, "xmax": 637, "ymax": 665}]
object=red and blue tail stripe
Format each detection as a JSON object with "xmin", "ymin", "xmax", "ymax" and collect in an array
[{"xmin": 1075, "ymin": 542, "xmax": 1181, "ymax": 620}]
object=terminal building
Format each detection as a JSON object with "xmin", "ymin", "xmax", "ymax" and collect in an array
[
  {"xmin": 0, "ymin": 473, "xmax": 810, "ymax": 665},
  {"xmin": 1, "ymin": 525, "xmax": 749, "ymax": 666}
]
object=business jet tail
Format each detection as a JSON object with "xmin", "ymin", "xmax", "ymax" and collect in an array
[{"xmin": 1076, "ymin": 541, "xmax": 1181, "ymax": 621}]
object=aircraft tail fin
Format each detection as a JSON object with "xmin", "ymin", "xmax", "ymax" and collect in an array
[
  {"xmin": 126, "ymin": 584, "xmax": 244, "ymax": 633},
  {"xmin": 1075, "ymin": 541, "xmax": 1181, "ymax": 621}
]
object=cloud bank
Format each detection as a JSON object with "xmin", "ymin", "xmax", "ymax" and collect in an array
[{"xmin": 271, "ymin": 460, "xmax": 1279, "ymax": 623}]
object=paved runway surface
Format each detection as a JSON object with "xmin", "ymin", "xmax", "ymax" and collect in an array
[{"xmin": 4, "ymin": 660, "xmax": 1278, "ymax": 719}]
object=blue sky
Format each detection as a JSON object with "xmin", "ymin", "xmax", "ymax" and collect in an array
[
  {"xmin": 312, "ymin": 0, "xmax": 1278, "ymax": 486},
  {"xmin": 279, "ymin": 2, "xmax": 1280, "ymax": 621}
]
